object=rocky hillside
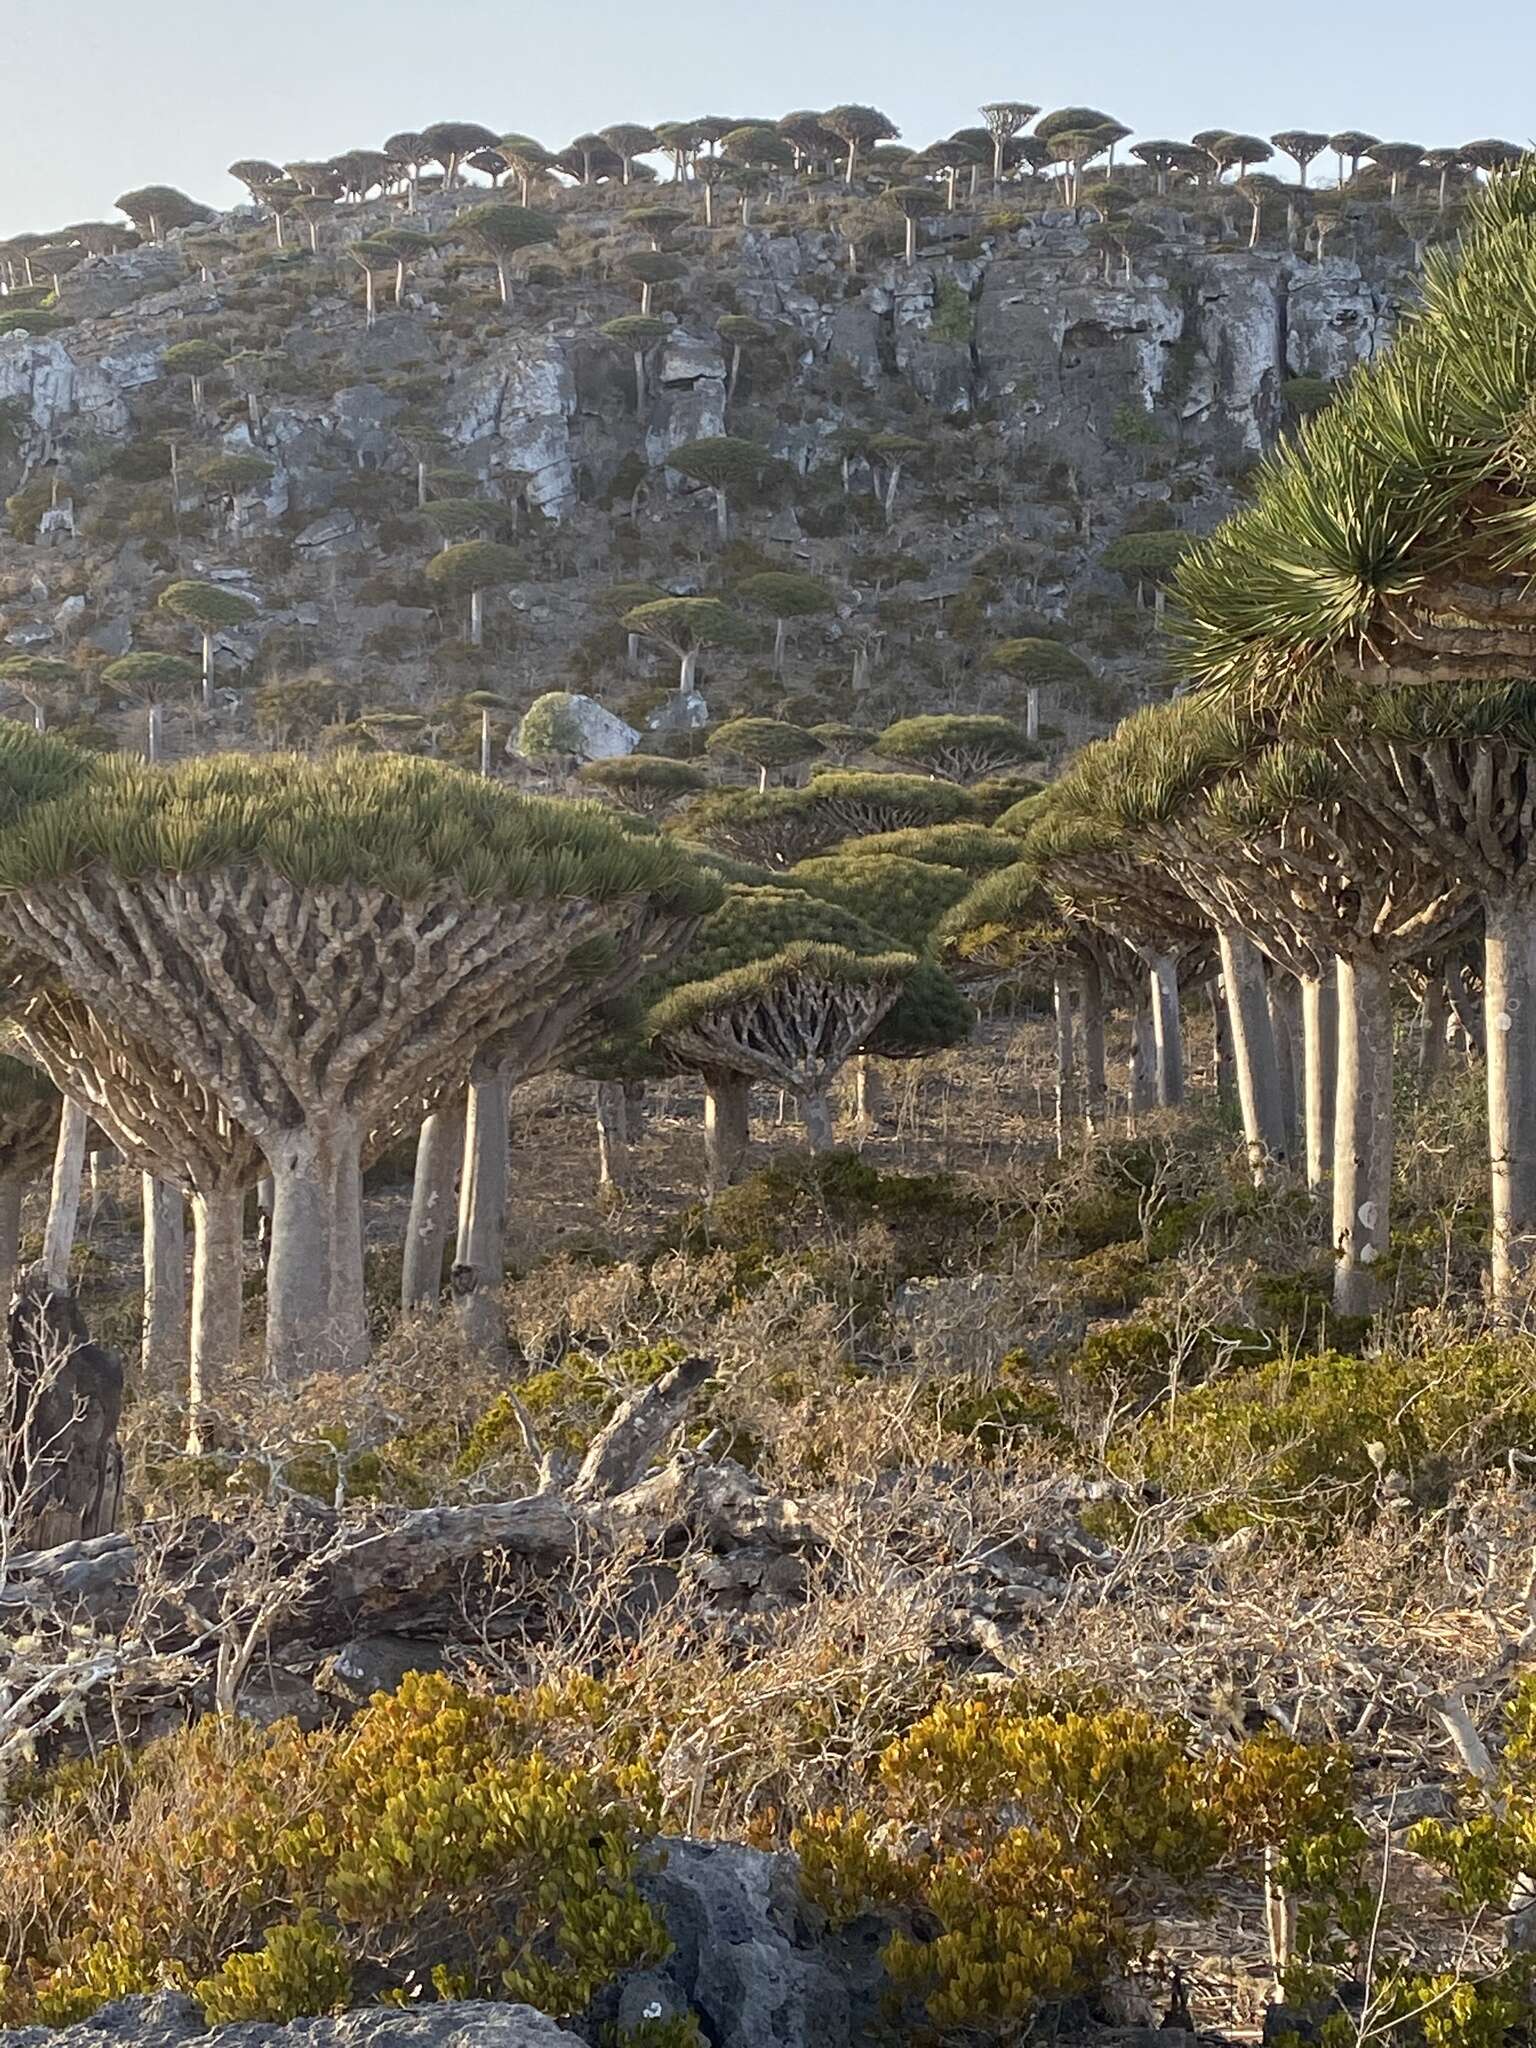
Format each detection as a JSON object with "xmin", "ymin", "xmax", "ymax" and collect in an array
[{"xmin": 0, "ymin": 177, "xmax": 1418, "ymax": 761}]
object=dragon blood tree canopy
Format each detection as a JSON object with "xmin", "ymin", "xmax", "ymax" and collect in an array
[
  {"xmin": 1171, "ymin": 160, "xmax": 1536, "ymax": 1310},
  {"xmin": 0, "ymin": 750, "xmax": 719, "ymax": 1374}
]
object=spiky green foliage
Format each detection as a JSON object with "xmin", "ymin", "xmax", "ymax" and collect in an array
[
  {"xmin": 680, "ymin": 773, "xmax": 974, "ymax": 866},
  {"xmin": 515, "ymin": 693, "xmax": 591, "ymax": 758},
  {"xmin": 649, "ymin": 940, "xmax": 914, "ymax": 1046},
  {"xmin": 100, "ymin": 653, "xmax": 201, "ymax": 703},
  {"xmin": 735, "ymin": 572, "xmax": 833, "ymax": 621},
  {"xmin": 1172, "ymin": 160, "xmax": 1536, "ymax": 700},
  {"xmin": 706, "ymin": 719, "xmax": 822, "ymax": 774},
  {"xmin": 985, "ymin": 639, "xmax": 1093, "ymax": 691},
  {"xmin": 0, "ymin": 721, "xmax": 94, "ymax": 828},
  {"xmin": 1100, "ymin": 532, "xmax": 1192, "ymax": 582},
  {"xmin": 0, "ymin": 752, "xmax": 721, "ymax": 915},
  {"xmin": 0, "ymin": 658, "xmax": 78, "ymax": 693},
  {"xmin": 157, "ymin": 581, "xmax": 257, "ymax": 632},
  {"xmin": 621, "ymin": 598, "xmax": 753, "ymax": 657},
  {"xmin": 809, "ymin": 723, "xmax": 874, "ymax": 764},
  {"xmin": 650, "ymin": 882, "xmax": 967, "ymax": 1062},
  {"xmin": 875, "ymin": 714, "xmax": 1039, "ymax": 784},
  {"xmin": 424, "ymin": 541, "xmax": 521, "ymax": 595},
  {"xmin": 162, "ymin": 340, "xmax": 226, "ymax": 380},
  {"xmin": 415, "ymin": 500, "xmax": 510, "ymax": 544},
  {"xmin": 831, "ymin": 823, "xmax": 1019, "ymax": 874},
  {"xmin": 198, "ymin": 455, "xmax": 274, "ymax": 493},
  {"xmin": 455, "ymin": 203, "xmax": 558, "ymax": 258},
  {"xmin": 667, "ymin": 437, "xmax": 771, "ymax": 491},
  {"xmin": 786, "ymin": 853, "xmax": 974, "ymax": 950},
  {"xmin": 578, "ymin": 755, "xmax": 709, "ymax": 816},
  {"xmin": 939, "ymin": 861, "xmax": 1076, "ymax": 970}
]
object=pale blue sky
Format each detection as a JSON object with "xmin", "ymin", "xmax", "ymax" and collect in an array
[{"xmin": 4, "ymin": 0, "xmax": 1534, "ymax": 238}]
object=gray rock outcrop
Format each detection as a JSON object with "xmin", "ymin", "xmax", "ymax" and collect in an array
[{"xmin": 0, "ymin": 1997, "xmax": 579, "ymax": 2048}]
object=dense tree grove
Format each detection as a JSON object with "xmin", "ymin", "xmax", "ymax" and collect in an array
[{"xmin": 8, "ymin": 65, "xmax": 1536, "ymax": 2048}]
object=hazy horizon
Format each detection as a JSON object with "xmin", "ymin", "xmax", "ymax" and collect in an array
[{"xmin": 3, "ymin": 0, "xmax": 1534, "ymax": 240}]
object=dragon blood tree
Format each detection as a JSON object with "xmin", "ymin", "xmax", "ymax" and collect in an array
[
  {"xmin": 16, "ymin": 987, "xmax": 263, "ymax": 1446},
  {"xmin": 0, "ymin": 754, "xmax": 719, "ymax": 1376},
  {"xmin": 648, "ymin": 885, "xmax": 920, "ymax": 1182},
  {"xmin": 784, "ymin": 851, "xmax": 975, "ymax": 1128},
  {"xmin": 940, "ymin": 860, "xmax": 1138, "ymax": 1137},
  {"xmin": 1004, "ymin": 794, "xmax": 1209, "ymax": 1113},
  {"xmin": 0, "ymin": 1054, "xmax": 60, "ymax": 1306},
  {"xmin": 874, "ymin": 715, "xmax": 1039, "ymax": 786},
  {"xmin": 681, "ymin": 772, "xmax": 975, "ymax": 867},
  {"xmin": 1173, "ymin": 162, "xmax": 1536, "ymax": 1310}
]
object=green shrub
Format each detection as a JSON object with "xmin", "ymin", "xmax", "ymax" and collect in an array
[
  {"xmin": 1129, "ymin": 1340, "xmax": 1536, "ymax": 1537},
  {"xmin": 0, "ymin": 1674, "xmax": 667, "ymax": 2026}
]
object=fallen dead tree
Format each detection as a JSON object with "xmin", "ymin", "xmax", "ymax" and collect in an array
[{"xmin": 0, "ymin": 1355, "xmax": 820, "ymax": 1757}]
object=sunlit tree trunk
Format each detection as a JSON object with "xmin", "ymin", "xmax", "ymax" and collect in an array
[
  {"xmin": 455, "ymin": 1067, "xmax": 509, "ymax": 1357},
  {"xmin": 1332, "ymin": 953, "xmax": 1393, "ymax": 1317},
  {"xmin": 142, "ymin": 1174, "xmax": 186, "ymax": 1377},
  {"xmin": 1483, "ymin": 896, "xmax": 1536, "ymax": 1315},
  {"xmin": 1218, "ymin": 927, "xmax": 1287, "ymax": 1183},
  {"xmin": 402, "ymin": 1108, "xmax": 463, "ymax": 1311},
  {"xmin": 704, "ymin": 1074, "xmax": 750, "ymax": 1190},
  {"xmin": 42, "ymin": 1097, "xmax": 87, "ymax": 1290},
  {"xmin": 1301, "ymin": 966, "xmax": 1337, "ymax": 1200}
]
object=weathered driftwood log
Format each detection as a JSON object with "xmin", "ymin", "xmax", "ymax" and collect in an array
[
  {"xmin": 2, "ymin": 1358, "xmax": 815, "ymax": 1664},
  {"xmin": 5, "ymin": 1270, "xmax": 123, "ymax": 1552}
]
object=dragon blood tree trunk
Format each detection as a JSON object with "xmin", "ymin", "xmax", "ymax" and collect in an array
[
  {"xmin": 1053, "ymin": 973, "xmax": 1079, "ymax": 1158},
  {"xmin": 1332, "ymin": 951, "xmax": 1394, "ymax": 1318},
  {"xmin": 1217, "ymin": 926, "xmax": 1287, "ymax": 1184},
  {"xmin": 1482, "ymin": 895, "xmax": 1536, "ymax": 1311},
  {"xmin": 142, "ymin": 1174, "xmax": 187, "ymax": 1377},
  {"xmin": 1079, "ymin": 952, "xmax": 1107, "ymax": 1121},
  {"xmin": 595, "ymin": 1081, "xmax": 628, "ymax": 1187},
  {"xmin": 402, "ymin": 1106, "xmax": 464, "ymax": 1311},
  {"xmin": 0, "ymin": 874, "xmax": 655, "ymax": 1379},
  {"xmin": 1129, "ymin": 998, "xmax": 1157, "ymax": 1117},
  {"xmin": 1300, "ymin": 967, "xmax": 1337, "ymax": 1199},
  {"xmin": 14, "ymin": 989, "xmax": 264, "ymax": 1451},
  {"xmin": 42, "ymin": 1097, "xmax": 87, "ymax": 1290},
  {"xmin": 454, "ymin": 1062, "xmax": 509, "ymax": 1358},
  {"xmin": 1414, "ymin": 975, "xmax": 1449, "ymax": 1095},
  {"xmin": 1269, "ymin": 972, "xmax": 1302, "ymax": 1159},
  {"xmin": 703, "ymin": 1074, "xmax": 751, "ymax": 1190},
  {"xmin": 799, "ymin": 1086, "xmax": 834, "ymax": 1152},
  {"xmin": 0, "ymin": 1176, "xmax": 21, "ymax": 1310},
  {"xmin": 1144, "ymin": 952, "xmax": 1184, "ymax": 1108}
]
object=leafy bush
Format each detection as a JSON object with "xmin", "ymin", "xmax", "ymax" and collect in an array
[
  {"xmin": 1129, "ymin": 1339, "xmax": 1536, "ymax": 1537},
  {"xmin": 794, "ymin": 1696, "xmax": 1353, "ymax": 2036},
  {"xmin": 0, "ymin": 1674, "xmax": 667, "ymax": 2026}
]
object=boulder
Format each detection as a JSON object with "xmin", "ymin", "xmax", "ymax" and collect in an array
[
  {"xmin": 515, "ymin": 691, "xmax": 638, "ymax": 762},
  {"xmin": 0, "ymin": 1994, "xmax": 580, "ymax": 2048},
  {"xmin": 640, "ymin": 1840, "xmax": 854, "ymax": 2048}
]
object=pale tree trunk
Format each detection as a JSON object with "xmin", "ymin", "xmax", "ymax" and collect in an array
[
  {"xmin": 1053, "ymin": 974, "xmax": 1079, "ymax": 1158},
  {"xmin": 1268, "ymin": 970, "xmax": 1303, "ymax": 1160},
  {"xmin": 0, "ymin": 1175, "xmax": 23, "ymax": 1317},
  {"xmin": 853, "ymin": 1054, "xmax": 884, "ymax": 1136},
  {"xmin": 1301, "ymin": 966, "xmax": 1337, "ymax": 1201},
  {"xmin": 188, "ymin": 1186, "xmax": 244, "ymax": 1453},
  {"xmin": 1218, "ymin": 927, "xmax": 1287, "ymax": 1183},
  {"xmin": 201, "ymin": 630, "xmax": 213, "ymax": 709},
  {"xmin": 679, "ymin": 646, "xmax": 699, "ymax": 694},
  {"xmin": 146, "ymin": 701, "xmax": 163, "ymax": 764},
  {"xmin": 142, "ymin": 1174, "xmax": 187, "ymax": 1378},
  {"xmin": 703, "ymin": 1074, "xmax": 750, "ymax": 1191},
  {"xmin": 799, "ymin": 1086, "xmax": 834, "ymax": 1152},
  {"xmin": 469, "ymin": 587, "xmax": 484, "ymax": 647},
  {"xmin": 455, "ymin": 1068, "xmax": 509, "ymax": 1357},
  {"xmin": 1483, "ymin": 896, "xmax": 1536, "ymax": 1316},
  {"xmin": 265, "ymin": 1120, "xmax": 368, "ymax": 1377},
  {"xmin": 42, "ymin": 1097, "xmax": 87, "ymax": 1290},
  {"xmin": 1415, "ymin": 977, "xmax": 1449, "ymax": 1097},
  {"xmin": 1146, "ymin": 953, "xmax": 1184, "ymax": 1108},
  {"xmin": 623, "ymin": 1079, "xmax": 648, "ymax": 1137},
  {"xmin": 1209, "ymin": 981, "xmax": 1236, "ymax": 1108},
  {"xmin": 595, "ymin": 1081, "xmax": 629, "ymax": 1188},
  {"xmin": 1332, "ymin": 953, "xmax": 1393, "ymax": 1317},
  {"xmin": 480, "ymin": 708, "xmax": 494, "ymax": 776},
  {"xmin": 1024, "ymin": 687, "xmax": 1040, "ymax": 742},
  {"xmin": 401, "ymin": 1108, "xmax": 463, "ymax": 1311},
  {"xmin": 1129, "ymin": 998, "xmax": 1157, "ymax": 1117},
  {"xmin": 715, "ymin": 487, "xmax": 729, "ymax": 540},
  {"xmin": 772, "ymin": 617, "xmax": 787, "ymax": 673},
  {"xmin": 1080, "ymin": 954, "xmax": 1107, "ymax": 1122}
]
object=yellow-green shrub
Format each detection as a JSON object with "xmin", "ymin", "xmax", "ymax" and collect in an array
[
  {"xmin": 196, "ymin": 1916, "xmax": 352, "ymax": 2025},
  {"xmin": 1127, "ymin": 1340, "xmax": 1536, "ymax": 1538},
  {"xmin": 793, "ymin": 1694, "xmax": 1353, "ymax": 2036},
  {"xmin": 0, "ymin": 1673, "xmax": 666, "ymax": 2027}
]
